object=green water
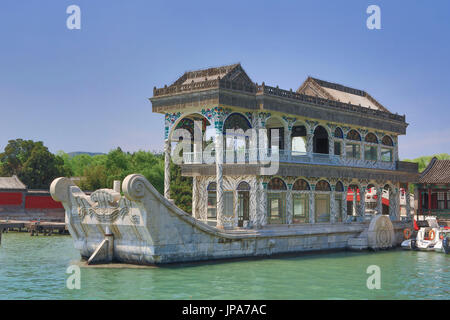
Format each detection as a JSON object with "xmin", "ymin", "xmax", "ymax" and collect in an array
[{"xmin": 0, "ymin": 233, "xmax": 448, "ymax": 299}]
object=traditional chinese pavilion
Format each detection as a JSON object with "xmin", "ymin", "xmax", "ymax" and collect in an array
[
  {"xmin": 416, "ymin": 157, "xmax": 450, "ymax": 221},
  {"xmin": 150, "ymin": 63, "xmax": 419, "ymax": 229}
]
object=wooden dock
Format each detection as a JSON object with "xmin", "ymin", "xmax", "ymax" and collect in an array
[{"xmin": 0, "ymin": 220, "xmax": 68, "ymax": 244}]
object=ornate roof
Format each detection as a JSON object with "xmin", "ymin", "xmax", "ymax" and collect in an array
[
  {"xmin": 153, "ymin": 63, "xmax": 255, "ymax": 97},
  {"xmin": 297, "ymin": 77, "xmax": 390, "ymax": 112},
  {"xmin": 419, "ymin": 157, "xmax": 450, "ymax": 184},
  {"xmin": 0, "ymin": 175, "xmax": 27, "ymax": 190},
  {"xmin": 151, "ymin": 64, "xmax": 406, "ymax": 126}
]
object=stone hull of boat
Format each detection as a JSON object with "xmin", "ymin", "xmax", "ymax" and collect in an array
[{"xmin": 50, "ymin": 174, "xmax": 411, "ymax": 265}]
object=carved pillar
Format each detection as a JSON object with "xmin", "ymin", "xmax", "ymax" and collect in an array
[
  {"xmin": 164, "ymin": 139, "xmax": 171, "ymax": 199},
  {"xmin": 352, "ymin": 186, "xmax": 357, "ymax": 217},
  {"xmin": 307, "ymin": 130, "xmax": 314, "ymax": 159},
  {"xmin": 233, "ymin": 189, "xmax": 238, "ymax": 228},
  {"xmin": 286, "ymin": 184, "xmax": 293, "ymax": 224},
  {"xmin": 215, "ymin": 125, "xmax": 224, "ymax": 229},
  {"xmin": 260, "ymin": 182, "xmax": 268, "ymax": 227},
  {"xmin": 359, "ymin": 185, "xmax": 367, "ymax": 219},
  {"xmin": 342, "ymin": 185, "xmax": 348, "ymax": 222},
  {"xmin": 285, "ymin": 127, "xmax": 292, "ymax": 161},
  {"xmin": 376, "ymin": 186, "xmax": 383, "ymax": 215},
  {"xmin": 393, "ymin": 136, "xmax": 399, "ymax": 163},
  {"xmin": 389, "ymin": 186, "xmax": 400, "ymax": 221},
  {"xmin": 327, "ymin": 124, "xmax": 336, "ymax": 156},
  {"xmin": 192, "ymin": 177, "xmax": 198, "ymax": 218},
  {"xmin": 406, "ymin": 188, "xmax": 411, "ymax": 221},
  {"xmin": 309, "ymin": 184, "xmax": 315, "ymax": 224},
  {"xmin": 249, "ymin": 178, "xmax": 258, "ymax": 228},
  {"xmin": 330, "ymin": 185, "xmax": 336, "ymax": 223}
]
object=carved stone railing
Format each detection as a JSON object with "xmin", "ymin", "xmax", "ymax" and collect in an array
[
  {"xmin": 182, "ymin": 149, "xmax": 398, "ymax": 171},
  {"xmin": 256, "ymin": 84, "xmax": 406, "ymax": 123}
]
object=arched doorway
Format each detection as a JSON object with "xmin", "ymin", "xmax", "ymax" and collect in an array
[
  {"xmin": 237, "ymin": 181, "xmax": 250, "ymax": 227},
  {"xmin": 313, "ymin": 126, "xmax": 329, "ymax": 154}
]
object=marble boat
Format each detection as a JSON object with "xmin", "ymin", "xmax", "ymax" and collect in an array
[{"xmin": 51, "ymin": 174, "xmax": 410, "ymax": 265}]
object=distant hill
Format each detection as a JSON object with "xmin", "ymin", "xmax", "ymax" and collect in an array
[
  {"xmin": 67, "ymin": 151, "xmax": 105, "ymax": 158},
  {"xmin": 403, "ymin": 153, "xmax": 450, "ymax": 172}
]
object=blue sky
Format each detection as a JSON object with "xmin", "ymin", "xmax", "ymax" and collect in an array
[{"xmin": 0, "ymin": 0, "xmax": 449, "ymax": 159}]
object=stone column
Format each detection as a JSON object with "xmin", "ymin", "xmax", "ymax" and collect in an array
[
  {"xmin": 352, "ymin": 186, "xmax": 357, "ymax": 217},
  {"xmin": 286, "ymin": 185, "xmax": 293, "ymax": 224},
  {"xmin": 389, "ymin": 187, "xmax": 399, "ymax": 221},
  {"xmin": 164, "ymin": 139, "xmax": 171, "ymax": 199},
  {"xmin": 215, "ymin": 121, "xmax": 225, "ymax": 228},
  {"xmin": 306, "ymin": 128, "xmax": 314, "ymax": 153},
  {"xmin": 406, "ymin": 189, "xmax": 411, "ymax": 221},
  {"xmin": 342, "ymin": 185, "xmax": 348, "ymax": 222},
  {"xmin": 192, "ymin": 177, "xmax": 198, "ymax": 218},
  {"xmin": 329, "ymin": 135, "xmax": 334, "ymax": 157},
  {"xmin": 233, "ymin": 189, "xmax": 238, "ymax": 228},
  {"xmin": 285, "ymin": 127, "xmax": 292, "ymax": 161},
  {"xmin": 260, "ymin": 182, "xmax": 268, "ymax": 227},
  {"xmin": 376, "ymin": 186, "xmax": 383, "ymax": 215},
  {"xmin": 309, "ymin": 184, "xmax": 315, "ymax": 223},
  {"xmin": 330, "ymin": 185, "xmax": 336, "ymax": 223},
  {"xmin": 359, "ymin": 185, "xmax": 367, "ymax": 219}
]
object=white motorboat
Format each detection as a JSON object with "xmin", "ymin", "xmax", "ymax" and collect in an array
[{"xmin": 401, "ymin": 217, "xmax": 450, "ymax": 254}]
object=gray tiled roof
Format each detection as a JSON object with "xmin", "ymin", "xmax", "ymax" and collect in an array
[
  {"xmin": 419, "ymin": 158, "xmax": 450, "ymax": 184},
  {"xmin": 0, "ymin": 175, "xmax": 27, "ymax": 190}
]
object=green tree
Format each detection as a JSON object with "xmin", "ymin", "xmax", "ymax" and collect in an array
[
  {"xmin": 0, "ymin": 139, "xmax": 71, "ymax": 189},
  {"xmin": 169, "ymin": 162, "xmax": 192, "ymax": 214}
]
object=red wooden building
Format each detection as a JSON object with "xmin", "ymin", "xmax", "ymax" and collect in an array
[
  {"xmin": 416, "ymin": 157, "xmax": 450, "ymax": 221},
  {"xmin": 0, "ymin": 176, "xmax": 64, "ymax": 221}
]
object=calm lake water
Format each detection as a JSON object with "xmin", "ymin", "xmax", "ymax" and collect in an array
[{"xmin": 0, "ymin": 232, "xmax": 448, "ymax": 300}]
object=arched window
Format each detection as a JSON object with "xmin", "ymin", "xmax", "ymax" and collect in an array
[
  {"xmin": 223, "ymin": 113, "xmax": 251, "ymax": 133},
  {"xmin": 335, "ymin": 181, "xmax": 344, "ymax": 192},
  {"xmin": 267, "ymin": 177, "xmax": 287, "ymax": 190},
  {"xmin": 207, "ymin": 182, "xmax": 217, "ymax": 219},
  {"xmin": 223, "ymin": 113, "xmax": 251, "ymax": 158},
  {"xmin": 315, "ymin": 180, "xmax": 331, "ymax": 223},
  {"xmin": 381, "ymin": 136, "xmax": 394, "ymax": 162},
  {"xmin": 347, "ymin": 129, "xmax": 361, "ymax": 141},
  {"xmin": 335, "ymin": 181, "xmax": 344, "ymax": 222},
  {"xmin": 292, "ymin": 179, "xmax": 310, "ymax": 191},
  {"xmin": 291, "ymin": 125, "xmax": 307, "ymax": 154},
  {"xmin": 267, "ymin": 178, "xmax": 287, "ymax": 224},
  {"xmin": 207, "ymin": 182, "xmax": 217, "ymax": 191},
  {"xmin": 365, "ymin": 133, "xmax": 378, "ymax": 143},
  {"xmin": 346, "ymin": 130, "xmax": 361, "ymax": 159},
  {"xmin": 292, "ymin": 179, "xmax": 310, "ymax": 224},
  {"xmin": 382, "ymin": 135, "xmax": 393, "ymax": 146},
  {"xmin": 364, "ymin": 133, "xmax": 378, "ymax": 161},
  {"xmin": 315, "ymin": 180, "xmax": 331, "ymax": 191},
  {"xmin": 334, "ymin": 127, "xmax": 343, "ymax": 156},
  {"xmin": 313, "ymin": 126, "xmax": 329, "ymax": 154},
  {"xmin": 266, "ymin": 117, "xmax": 285, "ymax": 150},
  {"xmin": 237, "ymin": 181, "xmax": 250, "ymax": 190}
]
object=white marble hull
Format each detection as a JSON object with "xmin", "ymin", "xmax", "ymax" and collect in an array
[{"xmin": 50, "ymin": 174, "xmax": 411, "ymax": 265}]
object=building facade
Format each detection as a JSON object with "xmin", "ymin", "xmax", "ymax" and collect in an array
[
  {"xmin": 150, "ymin": 64, "xmax": 418, "ymax": 230},
  {"xmin": 416, "ymin": 157, "xmax": 450, "ymax": 221}
]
